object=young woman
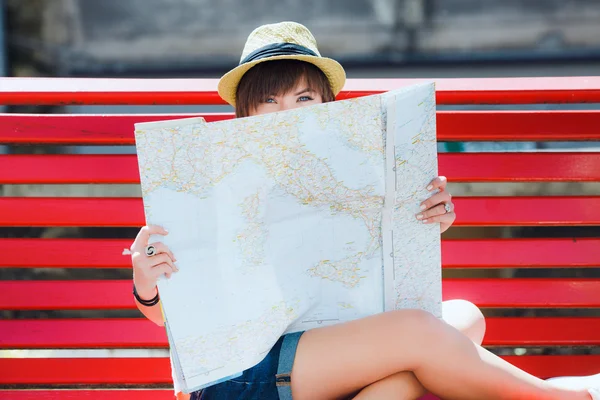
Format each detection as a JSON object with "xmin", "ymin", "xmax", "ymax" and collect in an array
[{"xmin": 131, "ymin": 22, "xmax": 599, "ymax": 400}]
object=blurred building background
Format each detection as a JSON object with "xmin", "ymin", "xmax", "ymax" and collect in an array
[{"xmin": 4, "ymin": 0, "xmax": 600, "ymax": 78}]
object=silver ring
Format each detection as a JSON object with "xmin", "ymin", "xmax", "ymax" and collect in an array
[
  {"xmin": 444, "ymin": 203, "xmax": 452, "ymax": 214},
  {"xmin": 145, "ymin": 245, "xmax": 157, "ymax": 257}
]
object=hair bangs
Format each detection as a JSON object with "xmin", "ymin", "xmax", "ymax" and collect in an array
[{"xmin": 235, "ymin": 60, "xmax": 335, "ymax": 118}]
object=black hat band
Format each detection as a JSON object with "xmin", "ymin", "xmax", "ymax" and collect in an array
[{"xmin": 240, "ymin": 43, "xmax": 318, "ymax": 65}]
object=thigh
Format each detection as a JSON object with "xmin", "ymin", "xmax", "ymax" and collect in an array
[
  {"xmin": 290, "ymin": 309, "xmax": 437, "ymax": 400},
  {"xmin": 347, "ymin": 300, "xmax": 485, "ymax": 400}
]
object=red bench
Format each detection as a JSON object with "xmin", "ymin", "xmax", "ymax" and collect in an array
[{"xmin": 1, "ymin": 77, "xmax": 599, "ymax": 399}]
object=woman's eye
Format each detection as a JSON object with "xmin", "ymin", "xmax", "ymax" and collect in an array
[
  {"xmin": 298, "ymin": 96, "xmax": 313, "ymax": 102},
  {"xmin": 265, "ymin": 98, "xmax": 276, "ymax": 103}
]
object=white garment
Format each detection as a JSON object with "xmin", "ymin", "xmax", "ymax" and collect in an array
[{"xmin": 547, "ymin": 374, "xmax": 600, "ymax": 399}]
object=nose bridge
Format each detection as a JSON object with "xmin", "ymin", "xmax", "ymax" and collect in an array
[{"xmin": 280, "ymin": 97, "xmax": 297, "ymax": 111}]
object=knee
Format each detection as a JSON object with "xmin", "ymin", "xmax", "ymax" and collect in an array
[
  {"xmin": 389, "ymin": 308, "xmax": 441, "ymax": 335},
  {"xmin": 442, "ymin": 299, "xmax": 486, "ymax": 345}
]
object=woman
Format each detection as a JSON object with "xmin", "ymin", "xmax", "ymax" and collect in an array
[{"xmin": 131, "ymin": 22, "xmax": 599, "ymax": 400}]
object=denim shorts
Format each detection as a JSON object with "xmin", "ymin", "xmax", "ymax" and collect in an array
[{"xmin": 192, "ymin": 331, "xmax": 304, "ymax": 400}]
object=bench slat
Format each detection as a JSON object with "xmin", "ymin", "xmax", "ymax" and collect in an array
[
  {"xmin": 0, "ymin": 114, "xmax": 225, "ymax": 144},
  {"xmin": 442, "ymin": 238, "xmax": 600, "ymax": 268},
  {"xmin": 1, "ymin": 355, "xmax": 598, "ymax": 384},
  {"xmin": 0, "ymin": 238, "xmax": 133, "ymax": 268},
  {"xmin": 1, "ymin": 77, "xmax": 600, "ymax": 105},
  {"xmin": 0, "ymin": 155, "xmax": 140, "ymax": 184},
  {"xmin": 444, "ymin": 279, "xmax": 600, "ymax": 308},
  {"xmin": 0, "ymin": 391, "xmax": 172, "ymax": 400},
  {"xmin": 0, "ymin": 319, "xmax": 166, "ymax": 348},
  {"xmin": 484, "ymin": 318, "xmax": 600, "ymax": 346},
  {"xmin": 2, "ymin": 111, "xmax": 600, "ymax": 144},
  {"xmin": 453, "ymin": 196, "xmax": 600, "ymax": 226},
  {"xmin": 1, "ymin": 197, "xmax": 599, "ymax": 227},
  {"xmin": 1, "ymin": 279, "xmax": 598, "ymax": 310},
  {"xmin": 3, "ymin": 153, "xmax": 599, "ymax": 184},
  {"xmin": 2, "ymin": 238, "xmax": 598, "ymax": 268},
  {"xmin": 439, "ymin": 153, "xmax": 600, "ymax": 182},
  {"xmin": 0, "ymin": 197, "xmax": 142, "ymax": 227},
  {"xmin": 2, "ymin": 317, "xmax": 599, "ymax": 348}
]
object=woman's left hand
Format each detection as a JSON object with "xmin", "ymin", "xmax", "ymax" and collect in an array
[{"xmin": 415, "ymin": 176, "xmax": 456, "ymax": 234}]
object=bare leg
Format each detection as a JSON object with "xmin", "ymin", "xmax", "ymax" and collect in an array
[
  {"xmin": 290, "ymin": 309, "xmax": 591, "ymax": 400},
  {"xmin": 351, "ymin": 299, "xmax": 486, "ymax": 400},
  {"xmin": 351, "ymin": 372, "xmax": 425, "ymax": 400}
]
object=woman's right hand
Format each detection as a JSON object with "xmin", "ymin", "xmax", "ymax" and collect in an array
[{"xmin": 130, "ymin": 225, "xmax": 178, "ymax": 300}]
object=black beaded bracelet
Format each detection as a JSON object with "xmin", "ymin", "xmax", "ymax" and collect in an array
[{"xmin": 133, "ymin": 284, "xmax": 160, "ymax": 306}]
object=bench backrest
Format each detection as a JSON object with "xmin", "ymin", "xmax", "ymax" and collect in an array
[{"xmin": 1, "ymin": 77, "xmax": 599, "ymax": 399}]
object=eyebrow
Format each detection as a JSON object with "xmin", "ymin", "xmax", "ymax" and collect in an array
[{"xmin": 294, "ymin": 88, "xmax": 315, "ymax": 96}]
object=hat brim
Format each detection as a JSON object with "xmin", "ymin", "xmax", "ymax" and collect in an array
[{"xmin": 217, "ymin": 54, "xmax": 346, "ymax": 107}]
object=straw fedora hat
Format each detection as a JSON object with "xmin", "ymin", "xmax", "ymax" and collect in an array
[{"xmin": 217, "ymin": 21, "xmax": 346, "ymax": 106}]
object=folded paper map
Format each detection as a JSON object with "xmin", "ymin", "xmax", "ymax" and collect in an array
[{"xmin": 134, "ymin": 82, "xmax": 441, "ymax": 393}]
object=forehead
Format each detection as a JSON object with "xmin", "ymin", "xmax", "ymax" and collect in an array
[{"xmin": 278, "ymin": 77, "xmax": 312, "ymax": 92}]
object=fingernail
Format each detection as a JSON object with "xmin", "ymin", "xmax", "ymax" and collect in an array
[
  {"xmin": 416, "ymin": 214, "xmax": 423, "ymax": 220},
  {"xmin": 420, "ymin": 204, "xmax": 426, "ymax": 210},
  {"xmin": 422, "ymin": 219, "xmax": 428, "ymax": 223},
  {"xmin": 427, "ymin": 185, "xmax": 433, "ymax": 191}
]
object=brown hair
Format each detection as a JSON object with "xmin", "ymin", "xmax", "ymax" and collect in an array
[{"xmin": 235, "ymin": 60, "xmax": 335, "ymax": 118}]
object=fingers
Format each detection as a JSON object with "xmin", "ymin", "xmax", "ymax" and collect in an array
[
  {"xmin": 151, "ymin": 263, "xmax": 175, "ymax": 280},
  {"xmin": 416, "ymin": 203, "xmax": 452, "ymax": 222},
  {"xmin": 132, "ymin": 250, "xmax": 178, "ymax": 293},
  {"xmin": 133, "ymin": 252, "xmax": 178, "ymax": 273},
  {"xmin": 147, "ymin": 242, "xmax": 177, "ymax": 263},
  {"xmin": 421, "ymin": 177, "xmax": 455, "ymax": 231},
  {"xmin": 130, "ymin": 225, "xmax": 168, "ymax": 253},
  {"xmin": 131, "ymin": 226, "xmax": 176, "ymax": 296},
  {"xmin": 419, "ymin": 190, "xmax": 452, "ymax": 213},
  {"xmin": 147, "ymin": 253, "xmax": 178, "ymax": 273},
  {"xmin": 420, "ymin": 209, "xmax": 456, "ymax": 225},
  {"xmin": 426, "ymin": 176, "xmax": 447, "ymax": 192}
]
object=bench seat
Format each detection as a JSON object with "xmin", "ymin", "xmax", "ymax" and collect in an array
[{"xmin": 1, "ymin": 77, "xmax": 598, "ymax": 399}]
